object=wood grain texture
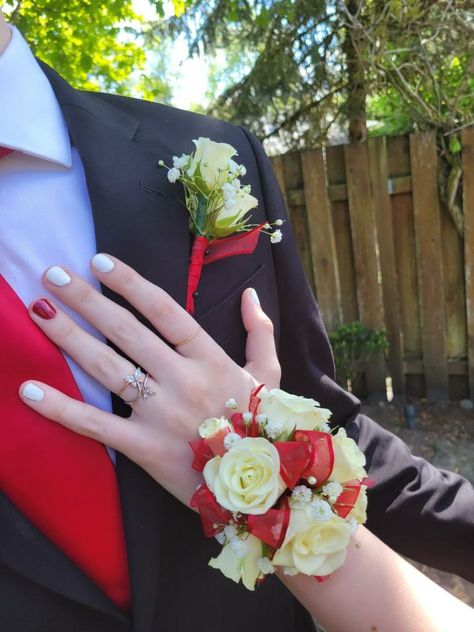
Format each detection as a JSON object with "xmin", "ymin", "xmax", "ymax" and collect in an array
[
  {"xmin": 410, "ymin": 132, "xmax": 448, "ymax": 399},
  {"xmin": 344, "ymin": 141, "xmax": 386, "ymax": 397},
  {"xmin": 368, "ymin": 136, "xmax": 405, "ymax": 398},
  {"xmin": 301, "ymin": 149, "xmax": 341, "ymax": 333},
  {"xmin": 462, "ymin": 127, "xmax": 474, "ymax": 398}
]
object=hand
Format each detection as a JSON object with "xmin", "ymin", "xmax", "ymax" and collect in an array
[{"xmin": 19, "ymin": 255, "xmax": 281, "ymax": 506}]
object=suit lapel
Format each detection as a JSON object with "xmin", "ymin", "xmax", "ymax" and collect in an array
[
  {"xmin": 0, "ymin": 492, "xmax": 129, "ymax": 623},
  {"xmin": 37, "ymin": 62, "xmax": 191, "ymax": 630}
]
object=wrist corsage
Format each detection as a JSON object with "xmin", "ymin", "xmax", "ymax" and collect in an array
[{"xmin": 190, "ymin": 385, "xmax": 372, "ymax": 590}]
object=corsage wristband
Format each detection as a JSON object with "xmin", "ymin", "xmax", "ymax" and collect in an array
[{"xmin": 189, "ymin": 385, "xmax": 373, "ymax": 590}]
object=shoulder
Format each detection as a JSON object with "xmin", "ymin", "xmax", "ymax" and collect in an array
[{"xmin": 87, "ymin": 91, "xmax": 256, "ymax": 153}]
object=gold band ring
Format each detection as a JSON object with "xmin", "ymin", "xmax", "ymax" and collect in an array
[{"xmin": 174, "ymin": 326, "xmax": 202, "ymax": 349}]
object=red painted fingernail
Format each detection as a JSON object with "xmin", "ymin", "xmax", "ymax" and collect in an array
[{"xmin": 32, "ymin": 298, "xmax": 57, "ymax": 320}]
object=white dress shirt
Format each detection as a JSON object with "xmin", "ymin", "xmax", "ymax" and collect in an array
[{"xmin": 0, "ymin": 26, "xmax": 113, "ymax": 420}]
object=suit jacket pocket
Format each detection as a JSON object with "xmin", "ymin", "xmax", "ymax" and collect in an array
[{"xmin": 196, "ymin": 264, "xmax": 270, "ymax": 362}]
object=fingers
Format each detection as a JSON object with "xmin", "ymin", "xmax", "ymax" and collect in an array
[
  {"xmin": 29, "ymin": 297, "xmax": 160, "ymax": 405},
  {"xmin": 19, "ymin": 381, "xmax": 142, "ymax": 457},
  {"xmin": 89, "ymin": 254, "xmax": 214, "ymax": 357},
  {"xmin": 42, "ymin": 264, "xmax": 178, "ymax": 373},
  {"xmin": 241, "ymin": 288, "xmax": 281, "ymax": 389}
]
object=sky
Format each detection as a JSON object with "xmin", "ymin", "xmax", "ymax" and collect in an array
[{"xmin": 132, "ymin": 0, "xmax": 211, "ymax": 109}]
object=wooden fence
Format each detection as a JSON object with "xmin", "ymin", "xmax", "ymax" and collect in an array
[{"xmin": 271, "ymin": 127, "xmax": 474, "ymax": 402}]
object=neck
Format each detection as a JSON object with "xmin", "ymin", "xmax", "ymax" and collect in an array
[{"xmin": 0, "ymin": 15, "xmax": 11, "ymax": 56}]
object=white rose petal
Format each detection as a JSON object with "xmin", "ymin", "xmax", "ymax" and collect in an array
[
  {"xmin": 215, "ymin": 531, "xmax": 227, "ymax": 545},
  {"xmin": 198, "ymin": 416, "xmax": 232, "ymax": 439},
  {"xmin": 347, "ymin": 486, "xmax": 368, "ymax": 524},
  {"xmin": 216, "ymin": 188, "xmax": 258, "ymax": 227},
  {"xmin": 203, "ymin": 437, "xmax": 285, "ymax": 515},
  {"xmin": 167, "ymin": 167, "xmax": 180, "ymax": 183},
  {"xmin": 231, "ymin": 178, "xmax": 241, "ymax": 189},
  {"xmin": 329, "ymin": 428, "xmax": 367, "ymax": 483},
  {"xmin": 259, "ymin": 388, "xmax": 333, "ymax": 434},
  {"xmin": 209, "ymin": 533, "xmax": 262, "ymax": 590},
  {"xmin": 273, "ymin": 505, "xmax": 352, "ymax": 576},
  {"xmin": 188, "ymin": 138, "xmax": 237, "ymax": 188}
]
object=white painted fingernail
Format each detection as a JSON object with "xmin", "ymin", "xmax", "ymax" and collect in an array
[
  {"xmin": 249, "ymin": 288, "xmax": 260, "ymax": 306},
  {"xmin": 92, "ymin": 253, "xmax": 115, "ymax": 273},
  {"xmin": 23, "ymin": 383, "xmax": 45, "ymax": 401},
  {"xmin": 46, "ymin": 266, "xmax": 71, "ymax": 286}
]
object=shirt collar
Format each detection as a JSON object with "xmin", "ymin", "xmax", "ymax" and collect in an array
[{"xmin": 0, "ymin": 26, "xmax": 72, "ymax": 167}]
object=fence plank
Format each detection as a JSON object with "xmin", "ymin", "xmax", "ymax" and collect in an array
[
  {"xmin": 462, "ymin": 127, "xmax": 474, "ymax": 399},
  {"xmin": 327, "ymin": 145, "xmax": 359, "ymax": 324},
  {"xmin": 344, "ymin": 142, "xmax": 386, "ymax": 397},
  {"xmin": 282, "ymin": 152, "xmax": 315, "ymax": 291},
  {"xmin": 301, "ymin": 150, "xmax": 341, "ymax": 333},
  {"xmin": 410, "ymin": 132, "xmax": 448, "ymax": 399},
  {"xmin": 368, "ymin": 137, "xmax": 405, "ymax": 398},
  {"xmin": 271, "ymin": 155, "xmax": 289, "ymax": 216}
]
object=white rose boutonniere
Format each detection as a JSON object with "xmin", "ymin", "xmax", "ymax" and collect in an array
[{"xmin": 159, "ymin": 138, "xmax": 284, "ymax": 313}]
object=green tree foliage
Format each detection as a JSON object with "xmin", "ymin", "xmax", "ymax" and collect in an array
[
  {"xmin": 161, "ymin": 0, "xmax": 473, "ymax": 152},
  {"xmin": 3, "ymin": 0, "xmax": 171, "ymax": 100},
  {"xmin": 329, "ymin": 322, "xmax": 389, "ymax": 393}
]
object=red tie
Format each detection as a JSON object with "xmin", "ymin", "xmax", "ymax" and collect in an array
[
  {"xmin": 0, "ymin": 146, "xmax": 14, "ymax": 159},
  {"xmin": 0, "ymin": 275, "xmax": 131, "ymax": 609}
]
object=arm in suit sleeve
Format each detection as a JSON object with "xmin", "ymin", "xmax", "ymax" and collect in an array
[{"xmin": 240, "ymin": 125, "xmax": 474, "ymax": 583}]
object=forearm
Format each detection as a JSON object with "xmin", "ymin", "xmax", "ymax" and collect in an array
[{"xmin": 279, "ymin": 525, "xmax": 474, "ymax": 632}]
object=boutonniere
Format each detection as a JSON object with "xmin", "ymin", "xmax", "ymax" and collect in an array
[{"xmin": 159, "ymin": 137, "xmax": 283, "ymax": 314}]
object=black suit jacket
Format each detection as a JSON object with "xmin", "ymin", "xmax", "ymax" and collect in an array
[{"xmin": 1, "ymin": 63, "xmax": 473, "ymax": 631}]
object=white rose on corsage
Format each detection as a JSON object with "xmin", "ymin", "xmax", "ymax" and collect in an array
[
  {"xmin": 187, "ymin": 137, "xmax": 237, "ymax": 188},
  {"xmin": 258, "ymin": 388, "xmax": 332, "ymax": 436},
  {"xmin": 203, "ymin": 437, "xmax": 285, "ymax": 515},
  {"xmin": 347, "ymin": 485, "xmax": 368, "ymax": 524},
  {"xmin": 198, "ymin": 416, "xmax": 232, "ymax": 439},
  {"xmin": 328, "ymin": 428, "xmax": 367, "ymax": 483},
  {"xmin": 272, "ymin": 504, "xmax": 352, "ymax": 576},
  {"xmin": 209, "ymin": 532, "xmax": 263, "ymax": 591}
]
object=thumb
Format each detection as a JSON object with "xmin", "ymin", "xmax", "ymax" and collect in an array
[{"xmin": 241, "ymin": 288, "xmax": 281, "ymax": 389}]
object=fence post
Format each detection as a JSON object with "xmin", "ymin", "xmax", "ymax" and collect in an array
[
  {"xmin": 368, "ymin": 136, "xmax": 405, "ymax": 399},
  {"xmin": 344, "ymin": 141, "xmax": 387, "ymax": 399},
  {"xmin": 301, "ymin": 149, "xmax": 342, "ymax": 333},
  {"xmin": 462, "ymin": 127, "xmax": 474, "ymax": 400},
  {"xmin": 410, "ymin": 131, "xmax": 448, "ymax": 400}
]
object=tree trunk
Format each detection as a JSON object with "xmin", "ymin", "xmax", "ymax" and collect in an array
[{"xmin": 343, "ymin": 0, "xmax": 368, "ymax": 143}]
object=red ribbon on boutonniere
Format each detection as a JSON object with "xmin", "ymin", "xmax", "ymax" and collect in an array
[
  {"xmin": 186, "ymin": 223, "xmax": 267, "ymax": 313},
  {"xmin": 159, "ymin": 137, "xmax": 284, "ymax": 314}
]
